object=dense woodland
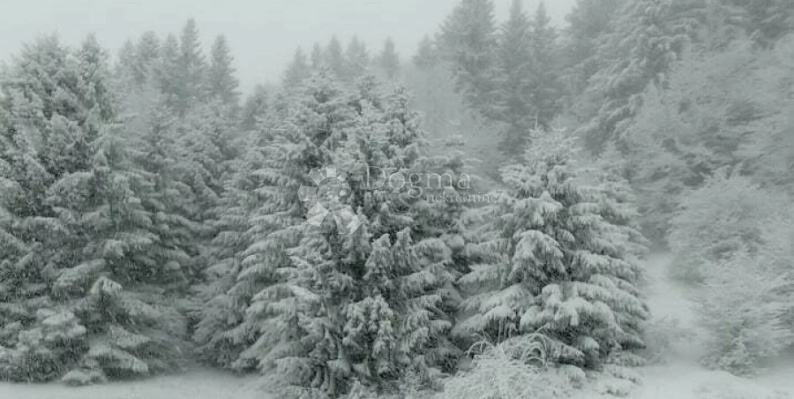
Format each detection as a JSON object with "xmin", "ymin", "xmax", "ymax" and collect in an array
[{"xmin": 1, "ymin": 0, "xmax": 793, "ymax": 398}]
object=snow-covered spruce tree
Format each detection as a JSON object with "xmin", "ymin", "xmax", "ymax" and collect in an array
[
  {"xmin": 192, "ymin": 112, "xmax": 304, "ymax": 369},
  {"xmin": 171, "ymin": 96, "xmax": 242, "ymax": 275},
  {"xmin": 526, "ymin": 2, "xmax": 562, "ymax": 130},
  {"xmin": 154, "ymin": 33, "xmax": 182, "ymax": 109},
  {"xmin": 437, "ymin": 0, "xmax": 498, "ymax": 115},
  {"xmin": 0, "ymin": 63, "xmax": 57, "ymax": 380},
  {"xmin": 1, "ymin": 35, "xmax": 189, "ymax": 384},
  {"xmin": 193, "ymin": 72, "xmax": 347, "ymax": 371},
  {"xmin": 210, "ymin": 75, "xmax": 461, "ymax": 397},
  {"xmin": 324, "ymin": 36, "xmax": 347, "ymax": 81},
  {"xmin": 0, "ymin": 35, "xmax": 95, "ymax": 381},
  {"xmin": 413, "ymin": 35, "xmax": 439, "ymax": 70},
  {"xmin": 61, "ymin": 37, "xmax": 189, "ymax": 384},
  {"xmin": 240, "ymin": 84, "xmax": 269, "ymax": 132},
  {"xmin": 376, "ymin": 38, "xmax": 400, "ymax": 80},
  {"xmin": 492, "ymin": 0, "xmax": 535, "ymax": 154},
  {"xmin": 346, "ymin": 37, "xmax": 370, "ymax": 81},
  {"xmin": 581, "ymin": 144, "xmax": 648, "ymax": 257},
  {"xmin": 174, "ymin": 18, "xmax": 207, "ymax": 114},
  {"xmin": 114, "ymin": 31, "xmax": 161, "ymax": 91},
  {"xmin": 562, "ymin": 0, "xmax": 625, "ymax": 95},
  {"xmin": 207, "ymin": 35, "xmax": 240, "ymax": 107},
  {"xmin": 44, "ymin": 128, "xmax": 189, "ymax": 385},
  {"xmin": 132, "ymin": 31, "xmax": 162, "ymax": 87},
  {"xmin": 283, "ymin": 48, "xmax": 312, "ymax": 90},
  {"xmin": 456, "ymin": 129, "xmax": 648, "ymax": 370},
  {"xmin": 114, "ymin": 23, "xmax": 242, "ymax": 283},
  {"xmin": 122, "ymin": 94, "xmax": 197, "ymax": 287},
  {"xmin": 576, "ymin": 0, "xmax": 704, "ymax": 150}
]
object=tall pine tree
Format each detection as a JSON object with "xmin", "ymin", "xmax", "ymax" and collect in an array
[
  {"xmin": 437, "ymin": 0, "xmax": 498, "ymax": 115},
  {"xmin": 176, "ymin": 19, "xmax": 207, "ymax": 114},
  {"xmin": 493, "ymin": 0, "xmax": 535, "ymax": 154},
  {"xmin": 377, "ymin": 38, "xmax": 400, "ymax": 79},
  {"xmin": 283, "ymin": 47, "xmax": 311, "ymax": 89},
  {"xmin": 207, "ymin": 35, "xmax": 239, "ymax": 107},
  {"xmin": 345, "ymin": 37, "xmax": 370, "ymax": 80}
]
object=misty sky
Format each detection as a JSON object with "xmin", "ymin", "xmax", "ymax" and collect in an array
[{"xmin": 0, "ymin": 0, "xmax": 576, "ymax": 93}]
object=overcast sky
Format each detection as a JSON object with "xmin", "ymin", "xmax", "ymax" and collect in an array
[{"xmin": 0, "ymin": 0, "xmax": 576, "ymax": 93}]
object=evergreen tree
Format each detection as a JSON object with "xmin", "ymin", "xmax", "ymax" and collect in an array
[
  {"xmin": 193, "ymin": 75, "xmax": 345, "ymax": 376},
  {"xmin": 563, "ymin": 0, "xmax": 626, "ymax": 94},
  {"xmin": 283, "ymin": 47, "xmax": 311, "ymax": 89},
  {"xmin": 437, "ymin": 0, "xmax": 498, "ymax": 114},
  {"xmin": 50, "ymin": 130, "xmax": 188, "ymax": 383},
  {"xmin": 413, "ymin": 35, "xmax": 439, "ymax": 70},
  {"xmin": 193, "ymin": 119, "xmax": 302, "ymax": 369},
  {"xmin": 493, "ymin": 0, "xmax": 535, "ymax": 154},
  {"xmin": 0, "ymin": 35, "xmax": 189, "ymax": 384},
  {"xmin": 176, "ymin": 18, "xmax": 206, "ymax": 113},
  {"xmin": 456, "ymin": 129, "xmax": 648, "ymax": 370},
  {"xmin": 132, "ymin": 31, "xmax": 161, "ymax": 86},
  {"xmin": 116, "ymin": 40, "xmax": 138, "ymax": 88},
  {"xmin": 377, "ymin": 37, "xmax": 400, "ymax": 79},
  {"xmin": 577, "ymin": 0, "xmax": 703, "ymax": 150},
  {"xmin": 240, "ymin": 84, "xmax": 269, "ymax": 131},
  {"xmin": 310, "ymin": 42, "xmax": 324, "ymax": 69},
  {"xmin": 175, "ymin": 103, "xmax": 233, "ymax": 228},
  {"xmin": 345, "ymin": 36, "xmax": 370, "ymax": 80},
  {"xmin": 527, "ymin": 2, "xmax": 562, "ymax": 129},
  {"xmin": 325, "ymin": 36, "xmax": 346, "ymax": 79},
  {"xmin": 194, "ymin": 74, "xmax": 462, "ymax": 397},
  {"xmin": 76, "ymin": 35, "xmax": 115, "ymax": 122},
  {"xmin": 126, "ymin": 96, "xmax": 197, "ymax": 285},
  {"xmin": 207, "ymin": 35, "xmax": 239, "ymax": 106},
  {"xmin": 0, "ymin": 36, "xmax": 92, "ymax": 179},
  {"xmin": 155, "ymin": 34, "xmax": 182, "ymax": 109},
  {"xmin": 0, "ymin": 43, "xmax": 56, "ymax": 373},
  {"xmin": 260, "ymin": 79, "xmax": 459, "ymax": 397}
]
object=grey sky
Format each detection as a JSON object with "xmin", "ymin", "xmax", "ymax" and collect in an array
[{"xmin": 0, "ymin": 0, "xmax": 576, "ymax": 94}]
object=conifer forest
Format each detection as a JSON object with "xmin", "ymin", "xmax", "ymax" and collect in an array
[{"xmin": 1, "ymin": 1, "xmax": 794, "ymax": 398}]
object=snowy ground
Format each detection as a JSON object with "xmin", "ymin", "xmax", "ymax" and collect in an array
[
  {"xmin": 615, "ymin": 254, "xmax": 794, "ymax": 399},
  {"xmin": 0, "ymin": 367, "xmax": 268, "ymax": 399},
  {"xmin": 1, "ymin": 254, "xmax": 792, "ymax": 399}
]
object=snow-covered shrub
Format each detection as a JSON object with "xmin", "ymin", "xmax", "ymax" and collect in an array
[
  {"xmin": 668, "ymin": 172, "xmax": 792, "ymax": 282},
  {"xmin": 698, "ymin": 251, "xmax": 793, "ymax": 375},
  {"xmin": 624, "ymin": 36, "xmax": 794, "ymax": 244},
  {"xmin": 434, "ymin": 337, "xmax": 569, "ymax": 399},
  {"xmin": 670, "ymin": 173, "xmax": 794, "ymax": 374},
  {"xmin": 669, "ymin": 173, "xmax": 792, "ymax": 281}
]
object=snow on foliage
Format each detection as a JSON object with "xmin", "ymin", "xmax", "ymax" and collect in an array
[{"xmin": 456, "ymin": 129, "xmax": 648, "ymax": 373}]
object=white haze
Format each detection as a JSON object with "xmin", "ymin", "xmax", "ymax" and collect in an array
[{"xmin": 0, "ymin": 0, "xmax": 576, "ymax": 94}]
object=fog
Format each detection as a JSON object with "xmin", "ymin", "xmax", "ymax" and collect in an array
[
  {"xmin": 0, "ymin": 0, "xmax": 576, "ymax": 92},
  {"xmin": 4, "ymin": 1, "xmax": 792, "ymax": 397}
]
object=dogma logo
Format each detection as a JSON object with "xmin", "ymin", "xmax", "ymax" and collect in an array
[{"xmin": 297, "ymin": 167, "xmax": 362, "ymax": 235}]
